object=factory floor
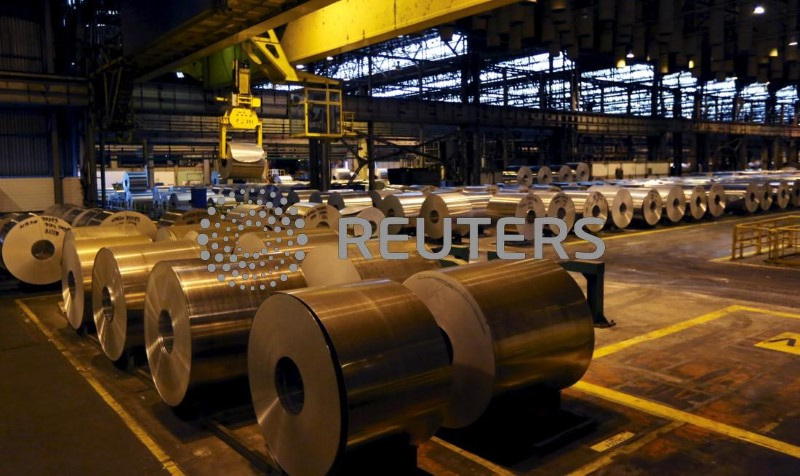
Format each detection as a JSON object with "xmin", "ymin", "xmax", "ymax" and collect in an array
[{"xmin": 2, "ymin": 210, "xmax": 800, "ymax": 475}]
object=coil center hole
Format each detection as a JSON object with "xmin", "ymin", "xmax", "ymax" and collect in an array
[
  {"xmin": 31, "ymin": 240, "xmax": 55, "ymax": 260},
  {"xmin": 619, "ymin": 203, "xmax": 628, "ymax": 215},
  {"xmin": 275, "ymin": 356, "xmax": 304, "ymax": 415},
  {"xmin": 591, "ymin": 205, "xmax": 601, "ymax": 218},
  {"xmin": 714, "ymin": 195, "xmax": 722, "ymax": 205},
  {"xmin": 556, "ymin": 208, "xmax": 566, "ymax": 219},
  {"xmin": 649, "ymin": 200, "xmax": 657, "ymax": 212},
  {"xmin": 673, "ymin": 198, "xmax": 680, "ymax": 208},
  {"xmin": 439, "ymin": 328, "xmax": 454, "ymax": 365},
  {"xmin": 158, "ymin": 310, "xmax": 175, "ymax": 354},
  {"xmin": 525, "ymin": 210, "xmax": 536, "ymax": 224},
  {"xmin": 67, "ymin": 271, "xmax": 76, "ymax": 300},
  {"xmin": 101, "ymin": 286, "xmax": 114, "ymax": 323},
  {"xmin": 696, "ymin": 197, "xmax": 703, "ymax": 207},
  {"xmin": 430, "ymin": 210, "xmax": 440, "ymax": 224},
  {"xmin": 749, "ymin": 192, "xmax": 756, "ymax": 202}
]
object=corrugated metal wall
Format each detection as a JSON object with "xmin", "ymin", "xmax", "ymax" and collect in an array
[
  {"xmin": 0, "ymin": 110, "xmax": 51, "ymax": 176},
  {"xmin": 0, "ymin": 15, "xmax": 44, "ymax": 73}
]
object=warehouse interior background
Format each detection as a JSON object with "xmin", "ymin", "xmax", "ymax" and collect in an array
[{"xmin": 1, "ymin": 0, "xmax": 800, "ymax": 475}]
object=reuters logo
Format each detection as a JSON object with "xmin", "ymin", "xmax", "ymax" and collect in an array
[{"xmin": 197, "ymin": 188, "xmax": 307, "ymax": 290}]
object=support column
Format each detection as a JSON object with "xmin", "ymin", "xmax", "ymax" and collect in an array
[
  {"xmin": 673, "ymin": 132, "xmax": 683, "ymax": 176},
  {"xmin": 85, "ymin": 113, "xmax": 96, "ymax": 206},
  {"xmin": 99, "ymin": 132, "xmax": 106, "ymax": 207},
  {"xmin": 50, "ymin": 113, "xmax": 62, "ymax": 205},
  {"xmin": 309, "ymin": 138, "xmax": 322, "ymax": 190},
  {"xmin": 367, "ymin": 54, "xmax": 375, "ymax": 190}
]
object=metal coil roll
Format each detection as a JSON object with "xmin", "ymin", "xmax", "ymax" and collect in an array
[
  {"xmin": 154, "ymin": 224, "xmax": 204, "ymax": 242},
  {"xmin": 553, "ymin": 164, "xmax": 575, "ymax": 182},
  {"xmin": 567, "ymin": 162, "xmax": 591, "ymax": 182},
  {"xmin": 419, "ymin": 192, "xmax": 475, "ymax": 239},
  {"xmin": 706, "ymin": 183, "xmax": 727, "ymax": 217},
  {"xmin": 157, "ymin": 209, "xmax": 207, "ymax": 227},
  {"xmin": 144, "ymin": 258, "xmax": 305, "ymax": 406},
  {"xmin": 42, "ymin": 204, "xmax": 86, "ymax": 224},
  {"xmin": 379, "ymin": 192, "xmax": 426, "ymax": 234},
  {"xmin": 301, "ymin": 241, "xmax": 440, "ymax": 287},
  {"xmin": 627, "ymin": 188, "xmax": 663, "ymax": 226},
  {"xmin": 485, "ymin": 192, "xmax": 546, "ymax": 241},
  {"xmin": 758, "ymin": 183, "xmax": 774, "ymax": 211},
  {"xmin": 295, "ymin": 189, "xmax": 322, "ymax": 204},
  {"xmin": 249, "ymin": 279, "xmax": 451, "ymax": 475},
  {"xmin": 93, "ymin": 240, "xmax": 201, "ymax": 361},
  {"xmin": 0, "ymin": 214, "xmax": 71, "ymax": 285},
  {"xmin": 791, "ymin": 179, "xmax": 800, "ymax": 207},
  {"xmin": 122, "ymin": 171, "xmax": 149, "ymax": 193},
  {"xmin": 327, "ymin": 192, "xmax": 376, "ymax": 211},
  {"xmin": 104, "ymin": 211, "xmax": 157, "ymax": 239},
  {"xmin": 517, "ymin": 165, "xmax": 553, "ymax": 187},
  {"xmin": 221, "ymin": 142, "xmax": 266, "ymax": 180},
  {"xmin": 723, "ymin": 183, "xmax": 760, "ymax": 214},
  {"xmin": 587, "ymin": 186, "xmax": 634, "ymax": 229},
  {"xmin": 61, "ymin": 231, "xmax": 152, "ymax": 329},
  {"xmin": 564, "ymin": 191, "xmax": 609, "ymax": 232},
  {"xmin": 404, "ymin": 258, "xmax": 594, "ymax": 428},
  {"xmin": 771, "ymin": 180, "xmax": 791, "ymax": 209},
  {"xmin": 535, "ymin": 191, "xmax": 576, "ymax": 234},
  {"xmin": 682, "ymin": 185, "xmax": 708, "ymax": 220},
  {"xmin": 71, "ymin": 208, "xmax": 112, "ymax": 227},
  {"xmin": 283, "ymin": 202, "xmax": 340, "ymax": 229},
  {"xmin": 167, "ymin": 192, "xmax": 192, "ymax": 210},
  {"xmin": 236, "ymin": 228, "xmax": 339, "ymax": 257},
  {"xmin": 337, "ymin": 206, "xmax": 385, "ymax": 238},
  {"xmin": 653, "ymin": 185, "xmax": 686, "ymax": 223},
  {"xmin": 461, "ymin": 191, "xmax": 494, "ymax": 216}
]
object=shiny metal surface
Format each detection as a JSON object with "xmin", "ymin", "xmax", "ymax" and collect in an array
[
  {"xmin": 72, "ymin": 208, "xmax": 113, "ymax": 227},
  {"xmin": 294, "ymin": 189, "xmax": 322, "ymax": 204},
  {"xmin": 62, "ymin": 232, "xmax": 152, "ymax": 329},
  {"xmin": 461, "ymin": 191, "xmax": 493, "ymax": 215},
  {"xmin": 338, "ymin": 206, "xmax": 385, "ymax": 238},
  {"xmin": 485, "ymin": 192, "xmax": 545, "ymax": 241},
  {"xmin": 723, "ymin": 183, "xmax": 760, "ymax": 214},
  {"xmin": 144, "ymin": 258, "xmax": 305, "ymax": 406},
  {"xmin": 154, "ymin": 224, "xmax": 204, "ymax": 242},
  {"xmin": 236, "ymin": 228, "xmax": 339, "ymax": 256},
  {"xmin": 682, "ymin": 185, "xmax": 708, "ymax": 220},
  {"xmin": 286, "ymin": 202, "xmax": 340, "ymax": 229},
  {"xmin": 420, "ymin": 192, "xmax": 475, "ymax": 239},
  {"xmin": 554, "ymin": 164, "xmax": 574, "ymax": 182},
  {"xmin": 588, "ymin": 186, "xmax": 634, "ymax": 229},
  {"xmin": 563, "ymin": 191, "xmax": 608, "ymax": 232},
  {"xmin": 157, "ymin": 209, "xmax": 207, "ymax": 227},
  {"xmin": 42, "ymin": 204, "xmax": 85, "ymax": 224},
  {"xmin": 0, "ymin": 213, "xmax": 71, "ymax": 285},
  {"xmin": 379, "ymin": 192, "xmax": 426, "ymax": 233},
  {"xmin": 122, "ymin": 171, "xmax": 149, "ymax": 193},
  {"xmin": 758, "ymin": 183, "xmax": 774, "ymax": 211},
  {"xmin": 221, "ymin": 141, "xmax": 266, "ymax": 179},
  {"xmin": 249, "ymin": 280, "xmax": 450, "ymax": 475},
  {"xmin": 627, "ymin": 188, "xmax": 663, "ymax": 226},
  {"xmin": 327, "ymin": 192, "xmax": 375, "ymax": 210},
  {"xmin": 706, "ymin": 183, "xmax": 727, "ymax": 218},
  {"xmin": 93, "ymin": 240, "xmax": 201, "ymax": 361},
  {"xmin": 534, "ymin": 191, "xmax": 576, "ymax": 234},
  {"xmin": 404, "ymin": 258, "xmax": 594, "ymax": 428},
  {"xmin": 771, "ymin": 180, "xmax": 791, "ymax": 209},
  {"xmin": 568, "ymin": 162, "xmax": 591, "ymax": 181},
  {"xmin": 105, "ymin": 211, "xmax": 157, "ymax": 238},
  {"xmin": 301, "ymin": 241, "xmax": 440, "ymax": 287},
  {"xmin": 653, "ymin": 185, "xmax": 686, "ymax": 223}
]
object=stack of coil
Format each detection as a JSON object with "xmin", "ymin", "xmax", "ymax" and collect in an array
[
  {"xmin": 221, "ymin": 142, "xmax": 266, "ymax": 180},
  {"xmin": 484, "ymin": 192, "xmax": 546, "ymax": 241},
  {"xmin": 0, "ymin": 213, "xmax": 72, "ymax": 285}
]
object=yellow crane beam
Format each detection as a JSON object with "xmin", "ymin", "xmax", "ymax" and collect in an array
[{"xmin": 280, "ymin": 0, "xmax": 520, "ymax": 64}]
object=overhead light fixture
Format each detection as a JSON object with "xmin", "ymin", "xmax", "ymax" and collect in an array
[
  {"xmin": 790, "ymin": 41, "xmax": 798, "ymax": 46},
  {"xmin": 626, "ymin": 50, "xmax": 634, "ymax": 59},
  {"xmin": 175, "ymin": 71, "xmax": 184, "ymax": 79},
  {"xmin": 769, "ymin": 47, "xmax": 779, "ymax": 57},
  {"xmin": 616, "ymin": 58, "xmax": 626, "ymax": 68},
  {"xmin": 688, "ymin": 59, "xmax": 695, "ymax": 68},
  {"xmin": 753, "ymin": 5, "xmax": 765, "ymax": 14},
  {"xmin": 326, "ymin": 56, "xmax": 334, "ymax": 61},
  {"xmin": 296, "ymin": 64, "xmax": 305, "ymax": 70}
]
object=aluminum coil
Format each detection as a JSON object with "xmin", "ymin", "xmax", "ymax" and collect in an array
[
  {"xmin": 295, "ymin": 189, "xmax": 322, "ymax": 204},
  {"xmin": 154, "ymin": 224, "xmax": 204, "ymax": 242},
  {"xmin": 461, "ymin": 191, "xmax": 493, "ymax": 216},
  {"xmin": 144, "ymin": 258, "xmax": 305, "ymax": 406},
  {"xmin": 104, "ymin": 211, "xmax": 157, "ymax": 239},
  {"xmin": 167, "ymin": 192, "xmax": 192, "ymax": 210},
  {"xmin": 249, "ymin": 279, "xmax": 450, "ymax": 475},
  {"xmin": 122, "ymin": 171, "xmax": 149, "ymax": 193},
  {"xmin": 42, "ymin": 204, "xmax": 85, "ymax": 224},
  {"xmin": 723, "ymin": 183, "xmax": 760, "ymax": 214},
  {"xmin": 564, "ymin": 191, "xmax": 609, "ymax": 232},
  {"xmin": 553, "ymin": 164, "xmax": 575, "ymax": 182},
  {"xmin": 516, "ymin": 165, "xmax": 553, "ymax": 186},
  {"xmin": 587, "ymin": 186, "xmax": 633, "ymax": 229},
  {"xmin": 420, "ymin": 192, "xmax": 474, "ymax": 239},
  {"xmin": 567, "ymin": 162, "xmax": 591, "ymax": 182},
  {"xmin": 485, "ymin": 192, "xmax": 546, "ymax": 241},
  {"xmin": 71, "ymin": 208, "xmax": 112, "ymax": 227},
  {"xmin": 791, "ymin": 179, "xmax": 800, "ymax": 207},
  {"xmin": 92, "ymin": 240, "xmax": 201, "ymax": 361},
  {"xmin": 379, "ymin": 192, "xmax": 426, "ymax": 233},
  {"xmin": 338, "ymin": 206, "xmax": 385, "ymax": 238},
  {"xmin": 627, "ymin": 188, "xmax": 663, "ymax": 226},
  {"xmin": 61, "ymin": 232, "xmax": 152, "ymax": 329},
  {"xmin": 683, "ymin": 185, "xmax": 708, "ymax": 220},
  {"xmin": 221, "ymin": 142, "xmax": 266, "ymax": 180},
  {"xmin": 301, "ymin": 241, "xmax": 440, "ymax": 287},
  {"xmin": 157, "ymin": 209, "xmax": 207, "ymax": 227},
  {"xmin": 771, "ymin": 180, "xmax": 791, "ymax": 209},
  {"xmin": 705, "ymin": 183, "xmax": 727, "ymax": 217},
  {"xmin": 236, "ymin": 228, "xmax": 339, "ymax": 257},
  {"xmin": 758, "ymin": 183, "xmax": 774, "ymax": 211},
  {"xmin": 0, "ymin": 214, "xmax": 71, "ymax": 285},
  {"xmin": 653, "ymin": 185, "xmax": 686, "ymax": 223},
  {"xmin": 404, "ymin": 258, "xmax": 594, "ymax": 428},
  {"xmin": 535, "ymin": 191, "xmax": 576, "ymax": 234},
  {"xmin": 327, "ymin": 192, "xmax": 376, "ymax": 211},
  {"xmin": 284, "ymin": 202, "xmax": 340, "ymax": 229}
]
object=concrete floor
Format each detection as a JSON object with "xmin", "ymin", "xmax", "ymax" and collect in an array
[{"xmin": 2, "ymin": 210, "xmax": 800, "ymax": 475}]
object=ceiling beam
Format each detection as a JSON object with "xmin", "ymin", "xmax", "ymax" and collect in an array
[{"xmin": 280, "ymin": 0, "xmax": 520, "ymax": 64}]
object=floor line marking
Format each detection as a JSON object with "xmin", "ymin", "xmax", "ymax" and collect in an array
[
  {"xmin": 16, "ymin": 299, "xmax": 185, "ymax": 476},
  {"xmin": 567, "ymin": 421, "xmax": 685, "ymax": 476},
  {"xmin": 593, "ymin": 305, "xmax": 738, "ymax": 359},
  {"xmin": 734, "ymin": 305, "xmax": 800, "ymax": 320},
  {"xmin": 572, "ymin": 381, "xmax": 800, "ymax": 459},
  {"xmin": 430, "ymin": 437, "xmax": 515, "ymax": 476}
]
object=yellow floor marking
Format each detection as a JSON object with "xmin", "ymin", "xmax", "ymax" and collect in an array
[
  {"xmin": 589, "ymin": 431, "xmax": 636, "ymax": 452},
  {"xmin": 754, "ymin": 332, "xmax": 800, "ymax": 356},
  {"xmin": 736, "ymin": 305, "xmax": 800, "ymax": 320},
  {"xmin": 573, "ymin": 381, "xmax": 800, "ymax": 459},
  {"xmin": 430, "ymin": 437, "xmax": 515, "ymax": 476},
  {"xmin": 568, "ymin": 422, "xmax": 684, "ymax": 476},
  {"xmin": 594, "ymin": 305, "xmax": 739, "ymax": 359},
  {"xmin": 16, "ymin": 299, "xmax": 185, "ymax": 476},
  {"xmin": 709, "ymin": 250, "xmax": 759, "ymax": 262}
]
